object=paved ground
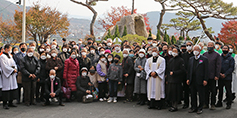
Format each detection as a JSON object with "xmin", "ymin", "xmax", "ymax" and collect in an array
[{"xmin": 0, "ymin": 99, "xmax": 237, "ymax": 118}]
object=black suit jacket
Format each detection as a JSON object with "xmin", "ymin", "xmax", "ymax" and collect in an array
[
  {"xmin": 187, "ymin": 55, "xmax": 209, "ymax": 85},
  {"xmin": 13, "ymin": 52, "xmax": 25, "ymax": 71},
  {"xmin": 45, "ymin": 77, "xmax": 61, "ymax": 96}
]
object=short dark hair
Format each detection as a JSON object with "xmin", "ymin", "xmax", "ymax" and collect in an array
[
  {"xmin": 62, "ymin": 38, "xmax": 66, "ymax": 41},
  {"xmin": 222, "ymin": 45, "xmax": 230, "ymax": 50},
  {"xmin": 4, "ymin": 44, "xmax": 11, "ymax": 50},
  {"xmin": 147, "ymin": 37, "xmax": 153, "ymax": 40},
  {"xmin": 89, "ymin": 46, "xmax": 96, "ymax": 50},
  {"xmin": 215, "ymin": 42, "xmax": 222, "ymax": 45},
  {"xmin": 19, "ymin": 43, "xmax": 27, "ymax": 47}
]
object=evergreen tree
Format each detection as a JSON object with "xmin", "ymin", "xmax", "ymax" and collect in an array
[
  {"xmin": 113, "ymin": 25, "xmax": 120, "ymax": 38},
  {"xmin": 186, "ymin": 36, "xmax": 191, "ymax": 41},
  {"xmin": 149, "ymin": 29, "xmax": 152, "ymax": 37},
  {"xmin": 105, "ymin": 29, "xmax": 112, "ymax": 40},
  {"xmin": 166, "ymin": 34, "xmax": 171, "ymax": 45},
  {"xmin": 122, "ymin": 26, "xmax": 127, "ymax": 37},
  {"xmin": 163, "ymin": 31, "xmax": 168, "ymax": 42},
  {"xmin": 179, "ymin": 36, "xmax": 184, "ymax": 40},
  {"xmin": 156, "ymin": 30, "xmax": 161, "ymax": 41},
  {"xmin": 171, "ymin": 35, "xmax": 176, "ymax": 44}
]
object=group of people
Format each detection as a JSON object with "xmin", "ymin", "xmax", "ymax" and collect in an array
[{"xmin": 0, "ymin": 37, "xmax": 236, "ymax": 115}]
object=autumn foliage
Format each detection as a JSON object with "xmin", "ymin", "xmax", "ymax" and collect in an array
[
  {"xmin": 98, "ymin": 6, "xmax": 150, "ymax": 31},
  {"xmin": 218, "ymin": 20, "xmax": 237, "ymax": 44}
]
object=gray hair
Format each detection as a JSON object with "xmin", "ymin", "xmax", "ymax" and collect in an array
[
  {"xmin": 50, "ymin": 48, "xmax": 58, "ymax": 53},
  {"xmin": 29, "ymin": 41, "xmax": 36, "ymax": 46},
  {"xmin": 208, "ymin": 41, "xmax": 215, "ymax": 46},
  {"xmin": 152, "ymin": 47, "xmax": 159, "ymax": 51},
  {"xmin": 186, "ymin": 41, "xmax": 193, "ymax": 45},
  {"xmin": 198, "ymin": 42, "xmax": 204, "ymax": 47},
  {"xmin": 193, "ymin": 45, "xmax": 201, "ymax": 50}
]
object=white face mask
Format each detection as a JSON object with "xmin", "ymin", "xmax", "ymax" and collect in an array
[
  {"xmin": 172, "ymin": 52, "xmax": 178, "ymax": 57},
  {"xmin": 101, "ymin": 58, "xmax": 106, "ymax": 62},
  {"xmin": 41, "ymin": 55, "xmax": 46, "ymax": 60},
  {"xmin": 148, "ymin": 41, "xmax": 152, "ymax": 45},
  {"xmin": 100, "ymin": 51, "xmax": 105, "ymax": 55},
  {"xmin": 186, "ymin": 46, "xmax": 192, "ymax": 51},
  {"xmin": 50, "ymin": 75, "xmax": 55, "ymax": 79},
  {"xmin": 108, "ymin": 58, "xmax": 113, "ymax": 62},
  {"xmin": 193, "ymin": 51, "xmax": 200, "ymax": 56},
  {"xmin": 152, "ymin": 43, "xmax": 157, "ymax": 47},
  {"xmin": 51, "ymin": 53, "xmax": 57, "ymax": 57},
  {"xmin": 51, "ymin": 45, "xmax": 57, "ymax": 49},
  {"xmin": 152, "ymin": 52, "xmax": 158, "ymax": 57},
  {"xmin": 215, "ymin": 45, "xmax": 219, "ymax": 49},
  {"xmin": 30, "ymin": 46, "xmax": 35, "ymax": 50},
  {"xmin": 82, "ymin": 72, "xmax": 87, "ymax": 77},
  {"xmin": 28, "ymin": 52, "xmax": 34, "ymax": 57},
  {"xmin": 82, "ymin": 52, "xmax": 87, "ymax": 56},
  {"xmin": 71, "ymin": 55, "xmax": 76, "ymax": 59},
  {"xmin": 115, "ymin": 47, "xmax": 120, "ymax": 51},
  {"xmin": 63, "ymin": 48, "xmax": 67, "ymax": 52},
  {"xmin": 90, "ymin": 50, "xmax": 95, "ymax": 54},
  {"xmin": 168, "ymin": 51, "xmax": 172, "ymax": 55},
  {"xmin": 148, "ymin": 51, "xmax": 152, "ymax": 55},
  {"xmin": 123, "ymin": 54, "xmax": 128, "ymax": 58},
  {"xmin": 9, "ymin": 50, "xmax": 12, "ymax": 54},
  {"xmin": 46, "ymin": 48, "xmax": 51, "ymax": 52},
  {"xmin": 78, "ymin": 41, "xmax": 82, "ymax": 44},
  {"xmin": 47, "ymin": 54, "xmax": 51, "ymax": 58},
  {"xmin": 139, "ymin": 53, "xmax": 144, "ymax": 58},
  {"xmin": 14, "ymin": 51, "xmax": 19, "ymax": 54},
  {"xmin": 107, "ymin": 43, "xmax": 112, "ymax": 47},
  {"xmin": 105, "ymin": 54, "xmax": 108, "ymax": 57},
  {"xmin": 39, "ymin": 48, "xmax": 44, "ymax": 52},
  {"xmin": 229, "ymin": 49, "xmax": 233, "ymax": 53}
]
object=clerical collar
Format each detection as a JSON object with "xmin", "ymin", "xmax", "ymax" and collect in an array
[
  {"xmin": 195, "ymin": 55, "xmax": 200, "ymax": 60},
  {"xmin": 3, "ymin": 52, "xmax": 10, "ymax": 58}
]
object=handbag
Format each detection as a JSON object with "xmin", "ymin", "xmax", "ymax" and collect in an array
[
  {"xmin": 82, "ymin": 94, "xmax": 94, "ymax": 103},
  {"xmin": 61, "ymin": 80, "xmax": 71, "ymax": 99}
]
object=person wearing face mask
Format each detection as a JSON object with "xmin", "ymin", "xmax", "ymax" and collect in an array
[
  {"xmin": 187, "ymin": 45, "xmax": 209, "ymax": 114},
  {"xmin": 214, "ymin": 42, "xmax": 223, "ymax": 55},
  {"xmin": 20, "ymin": 48, "xmax": 40, "ymax": 106},
  {"xmin": 180, "ymin": 45, "xmax": 187, "ymax": 54},
  {"xmin": 145, "ymin": 47, "xmax": 166, "ymax": 110},
  {"xmin": 88, "ymin": 66, "xmax": 99, "ymax": 89},
  {"xmin": 215, "ymin": 45, "xmax": 235, "ymax": 109},
  {"xmin": 146, "ymin": 46, "xmax": 153, "ymax": 58},
  {"xmin": 11, "ymin": 47, "xmax": 18, "ymax": 56},
  {"xmin": 107, "ymin": 55, "xmax": 122, "ymax": 103},
  {"xmin": 145, "ymin": 37, "xmax": 153, "ymax": 50},
  {"xmin": 44, "ymin": 69, "xmax": 64, "ymax": 106},
  {"xmin": 87, "ymin": 38, "xmax": 93, "ymax": 47},
  {"xmin": 104, "ymin": 49, "xmax": 111, "ymax": 58},
  {"xmin": 77, "ymin": 48, "xmax": 91, "ymax": 70},
  {"xmin": 129, "ymin": 50, "xmax": 136, "ymax": 61},
  {"xmin": 106, "ymin": 54, "xmax": 114, "ymax": 68},
  {"xmin": 112, "ymin": 42, "xmax": 123, "ymax": 63},
  {"xmin": 35, "ymin": 52, "xmax": 47, "ymax": 103},
  {"xmin": 198, "ymin": 42, "xmax": 206, "ymax": 55},
  {"xmin": 99, "ymin": 47, "xmax": 105, "ymax": 55},
  {"xmin": 77, "ymin": 38, "xmax": 85, "ymax": 52},
  {"xmin": 63, "ymin": 50, "xmax": 80, "ymax": 102},
  {"xmin": 29, "ymin": 41, "xmax": 40, "ymax": 59},
  {"xmin": 122, "ymin": 49, "xmax": 135, "ymax": 103},
  {"xmin": 166, "ymin": 47, "xmax": 185, "ymax": 112},
  {"xmin": 13, "ymin": 43, "xmax": 27, "ymax": 104},
  {"xmin": 203, "ymin": 41, "xmax": 221, "ymax": 110},
  {"xmin": 181, "ymin": 41, "xmax": 194, "ymax": 109},
  {"xmin": 45, "ymin": 49, "xmax": 63, "ymax": 83},
  {"xmin": 0, "ymin": 44, "xmax": 18, "ymax": 109},
  {"xmin": 38, "ymin": 45, "xmax": 45, "ymax": 55},
  {"xmin": 87, "ymin": 46, "xmax": 99, "ymax": 66},
  {"xmin": 134, "ymin": 49, "xmax": 147, "ymax": 105},
  {"xmin": 76, "ymin": 67, "xmax": 93, "ymax": 102},
  {"xmin": 58, "ymin": 44, "xmax": 70, "ymax": 64},
  {"xmin": 105, "ymin": 38, "xmax": 113, "ymax": 51},
  {"xmin": 96, "ymin": 54, "xmax": 108, "ymax": 102}
]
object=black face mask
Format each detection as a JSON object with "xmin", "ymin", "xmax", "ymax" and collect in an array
[
  {"xmin": 90, "ymin": 70, "xmax": 96, "ymax": 73},
  {"xmin": 182, "ymin": 49, "xmax": 187, "ymax": 52},
  {"xmin": 223, "ymin": 50, "xmax": 229, "ymax": 54},
  {"xmin": 163, "ymin": 50, "xmax": 167, "ymax": 53},
  {"xmin": 159, "ymin": 47, "xmax": 162, "ymax": 51},
  {"xmin": 207, "ymin": 47, "xmax": 214, "ymax": 52},
  {"xmin": 114, "ymin": 59, "xmax": 119, "ymax": 63},
  {"xmin": 21, "ymin": 48, "xmax": 26, "ymax": 52},
  {"xmin": 88, "ymin": 42, "xmax": 92, "ymax": 45}
]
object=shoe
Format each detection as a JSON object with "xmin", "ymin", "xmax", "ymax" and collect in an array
[
  {"xmin": 3, "ymin": 105, "xmax": 9, "ymax": 110},
  {"xmin": 157, "ymin": 107, "xmax": 162, "ymax": 110},
  {"xmin": 113, "ymin": 99, "xmax": 117, "ymax": 103},
  {"xmin": 232, "ymin": 94, "xmax": 236, "ymax": 101},
  {"xmin": 137, "ymin": 101, "xmax": 141, "ymax": 105},
  {"xmin": 59, "ymin": 103, "xmax": 65, "ymax": 106},
  {"xmin": 8, "ymin": 104, "xmax": 17, "ymax": 107},
  {"xmin": 140, "ymin": 101, "xmax": 145, "ymax": 105},
  {"xmin": 123, "ymin": 99, "xmax": 129, "ymax": 103},
  {"xmin": 203, "ymin": 104, "xmax": 209, "ymax": 109},
  {"xmin": 169, "ymin": 107, "xmax": 178, "ymax": 112},
  {"xmin": 99, "ymin": 98, "xmax": 104, "ymax": 102},
  {"xmin": 31, "ymin": 102, "xmax": 36, "ymax": 105},
  {"xmin": 182, "ymin": 105, "xmax": 189, "ymax": 109},
  {"xmin": 210, "ymin": 105, "xmax": 216, "ymax": 110},
  {"xmin": 103, "ymin": 98, "xmax": 107, "ymax": 101},
  {"xmin": 197, "ymin": 110, "xmax": 203, "ymax": 114},
  {"xmin": 215, "ymin": 102, "xmax": 223, "ymax": 107},
  {"xmin": 188, "ymin": 109, "xmax": 197, "ymax": 113},
  {"xmin": 148, "ymin": 106, "xmax": 154, "ymax": 109},
  {"xmin": 53, "ymin": 98, "xmax": 58, "ymax": 103},
  {"xmin": 226, "ymin": 105, "xmax": 231, "ymax": 109},
  {"xmin": 107, "ymin": 97, "xmax": 113, "ymax": 103}
]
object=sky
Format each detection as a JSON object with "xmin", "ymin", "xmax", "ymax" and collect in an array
[{"xmin": 7, "ymin": 0, "xmax": 237, "ymax": 19}]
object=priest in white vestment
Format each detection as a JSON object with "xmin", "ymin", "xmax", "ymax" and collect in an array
[
  {"xmin": 145, "ymin": 47, "xmax": 166, "ymax": 109},
  {"xmin": 0, "ymin": 44, "xmax": 18, "ymax": 109}
]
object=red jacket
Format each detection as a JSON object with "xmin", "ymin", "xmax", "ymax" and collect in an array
[{"xmin": 63, "ymin": 57, "xmax": 80, "ymax": 91}]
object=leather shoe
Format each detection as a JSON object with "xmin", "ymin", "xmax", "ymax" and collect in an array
[
  {"xmin": 3, "ymin": 105, "xmax": 9, "ymax": 110},
  {"xmin": 8, "ymin": 104, "xmax": 17, "ymax": 107},
  {"xmin": 188, "ymin": 109, "xmax": 197, "ymax": 113},
  {"xmin": 226, "ymin": 105, "xmax": 231, "ymax": 109},
  {"xmin": 59, "ymin": 103, "xmax": 65, "ymax": 106},
  {"xmin": 197, "ymin": 110, "xmax": 203, "ymax": 114},
  {"xmin": 169, "ymin": 107, "xmax": 178, "ymax": 112},
  {"xmin": 182, "ymin": 105, "xmax": 189, "ymax": 109}
]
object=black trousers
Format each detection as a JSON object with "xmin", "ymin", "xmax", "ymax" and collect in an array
[
  {"xmin": 218, "ymin": 80, "xmax": 232, "ymax": 105},
  {"xmin": 205, "ymin": 79, "xmax": 217, "ymax": 106},
  {"xmin": 98, "ymin": 82, "xmax": 107, "ymax": 98},
  {"xmin": 36, "ymin": 82, "xmax": 45, "ymax": 100},
  {"xmin": 77, "ymin": 91, "xmax": 87, "ymax": 102},
  {"xmin": 44, "ymin": 91, "xmax": 63, "ymax": 104},
  {"xmin": 17, "ymin": 83, "xmax": 23, "ymax": 103},
  {"xmin": 22, "ymin": 81, "xmax": 36, "ymax": 104},
  {"xmin": 125, "ymin": 84, "xmax": 134, "ymax": 100},
  {"xmin": 190, "ymin": 84, "xmax": 205, "ymax": 110},
  {"xmin": 182, "ymin": 79, "xmax": 190, "ymax": 106}
]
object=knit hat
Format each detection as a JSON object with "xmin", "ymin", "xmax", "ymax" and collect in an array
[{"xmin": 105, "ymin": 49, "xmax": 111, "ymax": 54}]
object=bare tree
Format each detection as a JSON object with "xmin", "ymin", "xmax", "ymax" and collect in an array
[{"xmin": 131, "ymin": 0, "xmax": 135, "ymax": 14}]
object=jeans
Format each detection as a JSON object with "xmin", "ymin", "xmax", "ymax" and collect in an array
[{"xmin": 109, "ymin": 80, "xmax": 118, "ymax": 97}]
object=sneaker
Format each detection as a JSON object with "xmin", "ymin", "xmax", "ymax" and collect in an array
[
  {"xmin": 103, "ymin": 98, "xmax": 107, "ymax": 101},
  {"xmin": 99, "ymin": 98, "xmax": 104, "ymax": 102},
  {"xmin": 53, "ymin": 98, "xmax": 58, "ymax": 103},
  {"xmin": 113, "ymin": 99, "xmax": 117, "ymax": 103},
  {"xmin": 210, "ymin": 105, "xmax": 216, "ymax": 110},
  {"xmin": 107, "ymin": 99, "xmax": 113, "ymax": 103}
]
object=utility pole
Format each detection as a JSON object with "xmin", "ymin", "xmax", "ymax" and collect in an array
[{"xmin": 22, "ymin": 0, "xmax": 26, "ymax": 43}]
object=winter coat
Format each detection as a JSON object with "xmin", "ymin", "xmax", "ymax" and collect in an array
[
  {"xmin": 134, "ymin": 57, "xmax": 147, "ymax": 94},
  {"xmin": 107, "ymin": 63, "xmax": 123, "ymax": 82},
  {"xmin": 220, "ymin": 53, "xmax": 235, "ymax": 80},
  {"xmin": 63, "ymin": 57, "xmax": 80, "ymax": 91},
  {"xmin": 87, "ymin": 53, "xmax": 99, "ymax": 66},
  {"xmin": 76, "ymin": 76, "xmax": 91, "ymax": 94},
  {"xmin": 167, "ymin": 56, "xmax": 185, "ymax": 83},
  {"xmin": 58, "ymin": 52, "xmax": 70, "ymax": 64},
  {"xmin": 45, "ymin": 57, "xmax": 63, "ymax": 79},
  {"xmin": 122, "ymin": 56, "xmax": 135, "ymax": 84},
  {"xmin": 77, "ymin": 56, "xmax": 91, "ymax": 70},
  {"xmin": 37, "ymin": 59, "xmax": 47, "ymax": 83}
]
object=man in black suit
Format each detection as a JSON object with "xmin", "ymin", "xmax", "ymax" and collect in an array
[
  {"xmin": 187, "ymin": 45, "xmax": 209, "ymax": 114},
  {"xmin": 44, "ymin": 69, "xmax": 64, "ymax": 106}
]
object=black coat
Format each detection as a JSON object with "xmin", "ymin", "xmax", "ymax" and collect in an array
[
  {"xmin": 220, "ymin": 53, "xmax": 235, "ymax": 80},
  {"xmin": 77, "ymin": 56, "xmax": 91, "ymax": 70},
  {"xmin": 45, "ymin": 77, "xmax": 61, "ymax": 96},
  {"xmin": 20, "ymin": 56, "xmax": 41, "ymax": 82},
  {"xmin": 167, "ymin": 56, "xmax": 185, "ymax": 83},
  {"xmin": 37, "ymin": 59, "xmax": 47, "ymax": 83},
  {"xmin": 13, "ymin": 52, "xmax": 25, "ymax": 71},
  {"xmin": 187, "ymin": 55, "xmax": 209, "ymax": 85},
  {"xmin": 122, "ymin": 57, "xmax": 135, "ymax": 84},
  {"xmin": 58, "ymin": 52, "xmax": 70, "ymax": 64},
  {"xmin": 76, "ymin": 76, "xmax": 91, "ymax": 94}
]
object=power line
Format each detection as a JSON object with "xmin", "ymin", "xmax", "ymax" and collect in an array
[{"xmin": 0, "ymin": 0, "xmax": 18, "ymax": 13}]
